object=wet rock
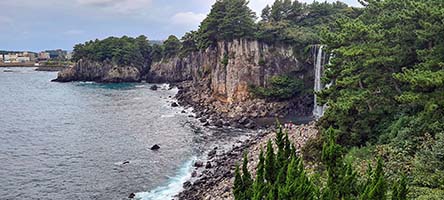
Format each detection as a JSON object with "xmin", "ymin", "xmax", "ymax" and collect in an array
[
  {"xmin": 150, "ymin": 85, "xmax": 158, "ymax": 90},
  {"xmin": 191, "ymin": 171, "xmax": 198, "ymax": 178},
  {"xmin": 208, "ymin": 149, "xmax": 217, "ymax": 158},
  {"xmin": 199, "ymin": 118, "xmax": 207, "ymax": 123},
  {"xmin": 194, "ymin": 161, "xmax": 204, "ymax": 168},
  {"xmin": 183, "ymin": 181, "xmax": 192, "ymax": 189},
  {"xmin": 171, "ymin": 102, "xmax": 179, "ymax": 107},
  {"xmin": 181, "ymin": 110, "xmax": 187, "ymax": 113},
  {"xmin": 205, "ymin": 162, "xmax": 212, "ymax": 169},
  {"xmin": 128, "ymin": 193, "xmax": 136, "ymax": 199},
  {"xmin": 214, "ymin": 120, "xmax": 223, "ymax": 128},
  {"xmin": 238, "ymin": 117, "xmax": 249, "ymax": 125},
  {"xmin": 245, "ymin": 122, "xmax": 256, "ymax": 129},
  {"xmin": 150, "ymin": 144, "xmax": 160, "ymax": 151}
]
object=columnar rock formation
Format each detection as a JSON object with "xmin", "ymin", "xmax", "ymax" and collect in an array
[{"xmin": 149, "ymin": 39, "xmax": 311, "ymax": 104}]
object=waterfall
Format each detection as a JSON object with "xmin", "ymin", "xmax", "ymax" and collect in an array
[{"xmin": 313, "ymin": 45, "xmax": 325, "ymax": 119}]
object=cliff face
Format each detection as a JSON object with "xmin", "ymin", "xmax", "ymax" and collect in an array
[
  {"xmin": 53, "ymin": 59, "xmax": 142, "ymax": 83},
  {"xmin": 149, "ymin": 39, "xmax": 309, "ymax": 103}
]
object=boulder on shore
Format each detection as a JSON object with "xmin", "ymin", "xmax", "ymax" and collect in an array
[
  {"xmin": 171, "ymin": 102, "xmax": 179, "ymax": 107},
  {"xmin": 150, "ymin": 144, "xmax": 160, "ymax": 151},
  {"xmin": 150, "ymin": 85, "xmax": 158, "ymax": 90}
]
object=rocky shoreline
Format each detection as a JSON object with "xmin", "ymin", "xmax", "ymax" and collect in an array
[
  {"xmin": 177, "ymin": 123, "xmax": 318, "ymax": 200},
  {"xmin": 174, "ymin": 80, "xmax": 313, "ymax": 130}
]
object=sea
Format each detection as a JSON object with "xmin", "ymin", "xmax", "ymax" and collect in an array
[{"xmin": 0, "ymin": 67, "xmax": 250, "ymax": 200}]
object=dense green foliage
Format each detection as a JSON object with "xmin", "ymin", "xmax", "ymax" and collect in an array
[
  {"xmin": 195, "ymin": 0, "xmax": 256, "ymax": 49},
  {"xmin": 256, "ymin": 0, "xmax": 360, "ymax": 49},
  {"xmin": 316, "ymin": 0, "xmax": 444, "ymax": 198},
  {"xmin": 72, "ymin": 35, "xmax": 153, "ymax": 69},
  {"xmin": 162, "ymin": 35, "xmax": 181, "ymax": 58},
  {"xmin": 186, "ymin": 0, "xmax": 358, "ymax": 53},
  {"xmin": 234, "ymin": 126, "xmax": 407, "ymax": 200},
  {"xmin": 250, "ymin": 75, "xmax": 304, "ymax": 100}
]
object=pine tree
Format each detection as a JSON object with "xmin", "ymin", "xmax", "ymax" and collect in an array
[
  {"xmin": 242, "ymin": 152, "xmax": 253, "ymax": 199},
  {"xmin": 360, "ymin": 158, "xmax": 387, "ymax": 200},
  {"xmin": 261, "ymin": 5, "xmax": 271, "ymax": 22},
  {"xmin": 265, "ymin": 140, "xmax": 276, "ymax": 184},
  {"xmin": 252, "ymin": 148, "xmax": 266, "ymax": 200},
  {"xmin": 234, "ymin": 165, "xmax": 244, "ymax": 200}
]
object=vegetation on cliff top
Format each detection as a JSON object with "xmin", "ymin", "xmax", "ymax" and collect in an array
[{"xmin": 72, "ymin": 35, "xmax": 154, "ymax": 71}]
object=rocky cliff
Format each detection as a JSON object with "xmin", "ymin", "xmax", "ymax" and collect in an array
[
  {"xmin": 149, "ymin": 39, "xmax": 314, "ymax": 127},
  {"xmin": 149, "ymin": 39, "xmax": 310, "ymax": 103},
  {"xmin": 53, "ymin": 59, "xmax": 142, "ymax": 83}
]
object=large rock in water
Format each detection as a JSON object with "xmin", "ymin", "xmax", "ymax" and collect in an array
[
  {"xmin": 53, "ymin": 59, "xmax": 142, "ymax": 83},
  {"xmin": 148, "ymin": 39, "xmax": 308, "ymax": 104}
]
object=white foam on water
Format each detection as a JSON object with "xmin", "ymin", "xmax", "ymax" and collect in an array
[
  {"xmin": 160, "ymin": 114, "xmax": 176, "ymax": 118},
  {"xmin": 135, "ymin": 157, "xmax": 196, "ymax": 200}
]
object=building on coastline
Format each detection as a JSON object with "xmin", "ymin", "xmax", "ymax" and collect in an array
[
  {"xmin": 38, "ymin": 52, "xmax": 51, "ymax": 61},
  {"xmin": 16, "ymin": 56, "xmax": 31, "ymax": 63},
  {"xmin": 4, "ymin": 54, "xmax": 18, "ymax": 63}
]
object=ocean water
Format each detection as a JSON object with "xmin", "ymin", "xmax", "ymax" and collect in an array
[{"xmin": 0, "ymin": 68, "xmax": 249, "ymax": 200}]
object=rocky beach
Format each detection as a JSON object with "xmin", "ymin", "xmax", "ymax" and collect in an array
[{"xmin": 177, "ymin": 123, "xmax": 318, "ymax": 200}]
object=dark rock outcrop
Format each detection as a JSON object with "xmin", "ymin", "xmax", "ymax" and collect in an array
[
  {"xmin": 150, "ymin": 144, "xmax": 160, "ymax": 151},
  {"xmin": 53, "ymin": 59, "xmax": 142, "ymax": 83}
]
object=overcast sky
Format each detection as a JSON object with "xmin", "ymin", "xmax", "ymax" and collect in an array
[{"xmin": 0, "ymin": 0, "xmax": 361, "ymax": 52}]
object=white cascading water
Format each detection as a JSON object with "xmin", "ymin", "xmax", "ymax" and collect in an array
[{"xmin": 313, "ymin": 45, "xmax": 325, "ymax": 119}]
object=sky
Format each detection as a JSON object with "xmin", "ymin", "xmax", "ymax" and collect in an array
[{"xmin": 0, "ymin": 0, "xmax": 361, "ymax": 52}]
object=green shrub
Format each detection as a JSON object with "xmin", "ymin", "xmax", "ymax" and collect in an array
[{"xmin": 250, "ymin": 75, "xmax": 304, "ymax": 100}]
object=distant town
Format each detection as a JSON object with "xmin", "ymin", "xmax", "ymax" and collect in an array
[{"xmin": 0, "ymin": 50, "xmax": 72, "ymax": 67}]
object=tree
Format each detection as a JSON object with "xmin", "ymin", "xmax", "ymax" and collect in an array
[
  {"xmin": 252, "ymin": 148, "xmax": 266, "ymax": 200},
  {"xmin": 264, "ymin": 140, "xmax": 276, "ymax": 184},
  {"xmin": 234, "ymin": 125, "xmax": 406, "ymax": 200},
  {"xmin": 242, "ymin": 152, "xmax": 253, "ymax": 199},
  {"xmin": 234, "ymin": 165, "xmax": 244, "ymax": 200},
  {"xmin": 261, "ymin": 5, "xmax": 271, "ymax": 22},
  {"xmin": 197, "ymin": 0, "xmax": 256, "ymax": 49},
  {"xmin": 163, "ymin": 35, "xmax": 181, "ymax": 58},
  {"xmin": 71, "ymin": 35, "xmax": 153, "ymax": 72}
]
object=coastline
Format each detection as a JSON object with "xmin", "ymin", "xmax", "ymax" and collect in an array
[{"xmin": 176, "ymin": 123, "xmax": 318, "ymax": 200}]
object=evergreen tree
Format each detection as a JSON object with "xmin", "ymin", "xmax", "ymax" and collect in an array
[
  {"xmin": 261, "ymin": 5, "xmax": 271, "ymax": 22},
  {"xmin": 252, "ymin": 148, "xmax": 266, "ymax": 200},
  {"xmin": 264, "ymin": 140, "xmax": 276, "ymax": 184},
  {"xmin": 234, "ymin": 165, "xmax": 245, "ymax": 200},
  {"xmin": 197, "ymin": 0, "xmax": 256, "ymax": 49},
  {"xmin": 360, "ymin": 158, "xmax": 387, "ymax": 200},
  {"xmin": 163, "ymin": 35, "xmax": 181, "ymax": 58},
  {"xmin": 242, "ymin": 152, "xmax": 253, "ymax": 199}
]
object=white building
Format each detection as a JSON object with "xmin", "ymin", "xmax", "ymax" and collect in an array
[
  {"xmin": 17, "ymin": 56, "xmax": 30, "ymax": 63},
  {"xmin": 4, "ymin": 54, "xmax": 18, "ymax": 62}
]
